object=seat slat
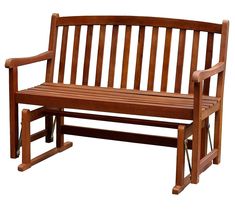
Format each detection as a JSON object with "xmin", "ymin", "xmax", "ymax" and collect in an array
[
  {"xmin": 108, "ymin": 25, "xmax": 119, "ymax": 87},
  {"xmin": 41, "ymin": 83, "xmax": 217, "ymax": 104},
  {"xmin": 95, "ymin": 25, "xmax": 106, "ymax": 86},
  {"xmin": 161, "ymin": 28, "xmax": 172, "ymax": 92},
  {"xmin": 70, "ymin": 26, "xmax": 81, "ymax": 84},
  {"xmin": 28, "ymin": 87, "xmax": 215, "ymax": 108},
  {"xmin": 121, "ymin": 25, "xmax": 132, "ymax": 88},
  {"xmin": 43, "ymin": 82, "xmax": 220, "ymax": 101},
  {"xmin": 16, "ymin": 84, "xmax": 219, "ymax": 120},
  {"xmin": 188, "ymin": 31, "xmax": 200, "ymax": 93},
  {"xmin": 58, "ymin": 26, "xmax": 69, "ymax": 83},
  {"xmin": 174, "ymin": 29, "xmax": 186, "ymax": 93},
  {"xmin": 16, "ymin": 92, "xmax": 194, "ymax": 120},
  {"xmin": 147, "ymin": 27, "xmax": 159, "ymax": 90},
  {"xmin": 134, "ymin": 26, "xmax": 145, "ymax": 90},
  {"xmin": 24, "ymin": 84, "xmax": 219, "ymax": 107},
  {"xmin": 83, "ymin": 25, "xmax": 93, "ymax": 85},
  {"xmin": 18, "ymin": 89, "xmax": 198, "ymax": 111},
  {"xmin": 203, "ymin": 32, "xmax": 214, "ymax": 95}
]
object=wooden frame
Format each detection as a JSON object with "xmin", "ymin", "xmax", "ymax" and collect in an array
[{"xmin": 5, "ymin": 14, "xmax": 229, "ymax": 194}]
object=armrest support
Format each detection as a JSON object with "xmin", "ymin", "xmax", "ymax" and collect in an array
[
  {"xmin": 5, "ymin": 51, "xmax": 54, "ymax": 69},
  {"xmin": 192, "ymin": 62, "xmax": 225, "ymax": 83}
]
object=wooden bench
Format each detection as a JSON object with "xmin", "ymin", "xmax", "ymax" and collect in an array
[{"xmin": 5, "ymin": 14, "xmax": 229, "ymax": 194}]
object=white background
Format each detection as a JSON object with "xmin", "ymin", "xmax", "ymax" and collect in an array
[{"xmin": 0, "ymin": 0, "xmax": 234, "ymax": 208}]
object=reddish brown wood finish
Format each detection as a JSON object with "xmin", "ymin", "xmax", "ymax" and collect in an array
[
  {"xmin": 46, "ymin": 13, "xmax": 59, "ymax": 82},
  {"xmin": 83, "ymin": 25, "xmax": 93, "ymax": 85},
  {"xmin": 174, "ymin": 29, "xmax": 186, "ymax": 93},
  {"xmin": 189, "ymin": 31, "xmax": 200, "ymax": 94},
  {"xmin": 161, "ymin": 28, "xmax": 172, "ymax": 92},
  {"xmin": 147, "ymin": 27, "xmax": 158, "ymax": 90},
  {"xmin": 121, "ymin": 26, "xmax": 132, "ymax": 88},
  {"xmin": 134, "ymin": 26, "xmax": 145, "ymax": 90},
  {"xmin": 70, "ymin": 26, "xmax": 81, "ymax": 84},
  {"xmin": 95, "ymin": 25, "xmax": 106, "ymax": 86},
  {"xmin": 5, "ymin": 14, "xmax": 229, "ymax": 194},
  {"xmin": 108, "ymin": 25, "xmax": 119, "ymax": 87}
]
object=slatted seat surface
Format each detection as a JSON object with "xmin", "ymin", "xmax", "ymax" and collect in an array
[{"xmin": 16, "ymin": 83, "xmax": 220, "ymax": 120}]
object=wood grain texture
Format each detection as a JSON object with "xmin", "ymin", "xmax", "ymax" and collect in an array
[
  {"xmin": 62, "ymin": 125, "xmax": 183, "ymax": 148},
  {"xmin": 70, "ymin": 26, "xmax": 81, "ymax": 84},
  {"xmin": 175, "ymin": 125, "xmax": 186, "ymax": 186},
  {"xmin": 191, "ymin": 82, "xmax": 202, "ymax": 183},
  {"xmin": 83, "ymin": 25, "xmax": 93, "ymax": 85},
  {"xmin": 188, "ymin": 31, "xmax": 200, "ymax": 93},
  {"xmin": 161, "ymin": 28, "xmax": 172, "ymax": 92},
  {"xmin": 214, "ymin": 20, "xmax": 229, "ymax": 164},
  {"xmin": 203, "ymin": 32, "xmax": 214, "ymax": 95},
  {"xmin": 134, "ymin": 26, "xmax": 145, "ymax": 90},
  {"xmin": 58, "ymin": 26, "xmax": 69, "ymax": 83},
  {"xmin": 5, "ymin": 51, "xmax": 54, "ymax": 68},
  {"xmin": 121, "ymin": 25, "xmax": 132, "ymax": 88},
  {"xmin": 147, "ymin": 27, "xmax": 159, "ymax": 90},
  {"xmin": 95, "ymin": 25, "xmax": 106, "ymax": 86},
  {"xmin": 56, "ymin": 115, "xmax": 64, "ymax": 148},
  {"xmin": 44, "ymin": 109, "xmax": 189, "ymax": 129},
  {"xmin": 21, "ymin": 109, "xmax": 31, "ymax": 165},
  {"xmin": 108, "ymin": 25, "xmax": 119, "ymax": 87},
  {"xmin": 46, "ymin": 13, "xmax": 59, "ymax": 82},
  {"xmin": 57, "ymin": 16, "xmax": 222, "ymax": 33},
  {"xmin": 174, "ymin": 29, "xmax": 186, "ymax": 93},
  {"xmin": 9, "ymin": 68, "xmax": 19, "ymax": 158}
]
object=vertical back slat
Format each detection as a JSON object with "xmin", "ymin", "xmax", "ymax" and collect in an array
[
  {"xmin": 58, "ymin": 26, "xmax": 69, "ymax": 83},
  {"xmin": 203, "ymin": 32, "xmax": 214, "ymax": 95},
  {"xmin": 82, "ymin": 25, "xmax": 93, "ymax": 85},
  {"xmin": 134, "ymin": 26, "xmax": 145, "ymax": 90},
  {"xmin": 70, "ymin": 26, "xmax": 81, "ymax": 84},
  {"xmin": 121, "ymin": 25, "xmax": 132, "ymax": 88},
  {"xmin": 174, "ymin": 29, "xmax": 186, "ymax": 93},
  {"xmin": 147, "ymin": 26, "xmax": 159, "ymax": 90},
  {"xmin": 108, "ymin": 25, "xmax": 119, "ymax": 87},
  {"xmin": 161, "ymin": 28, "xmax": 172, "ymax": 92},
  {"xmin": 188, "ymin": 30, "xmax": 200, "ymax": 93},
  {"xmin": 95, "ymin": 25, "xmax": 106, "ymax": 86},
  {"xmin": 46, "ymin": 13, "xmax": 59, "ymax": 82}
]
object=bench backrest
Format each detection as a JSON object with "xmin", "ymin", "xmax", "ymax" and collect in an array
[{"xmin": 46, "ymin": 14, "xmax": 228, "ymax": 96}]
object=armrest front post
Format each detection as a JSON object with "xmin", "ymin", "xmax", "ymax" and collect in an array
[
  {"xmin": 9, "ymin": 67, "xmax": 19, "ymax": 158},
  {"xmin": 191, "ymin": 81, "xmax": 203, "ymax": 184},
  {"xmin": 5, "ymin": 50, "xmax": 54, "ymax": 158}
]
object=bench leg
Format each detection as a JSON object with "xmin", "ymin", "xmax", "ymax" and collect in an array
[
  {"xmin": 191, "ymin": 122, "xmax": 202, "ymax": 183},
  {"xmin": 213, "ymin": 110, "xmax": 222, "ymax": 164},
  {"xmin": 9, "ymin": 102, "xmax": 19, "ymax": 158},
  {"xmin": 191, "ymin": 83, "xmax": 202, "ymax": 184},
  {"xmin": 201, "ymin": 119, "xmax": 208, "ymax": 159},
  {"xmin": 18, "ymin": 109, "xmax": 73, "ymax": 172},
  {"xmin": 18, "ymin": 109, "xmax": 31, "ymax": 171},
  {"xmin": 56, "ymin": 115, "xmax": 64, "ymax": 149},
  {"xmin": 9, "ymin": 69, "xmax": 19, "ymax": 158},
  {"xmin": 45, "ymin": 115, "xmax": 54, "ymax": 143},
  {"xmin": 172, "ymin": 125, "xmax": 191, "ymax": 194}
]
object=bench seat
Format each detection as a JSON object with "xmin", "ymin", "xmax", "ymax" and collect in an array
[{"xmin": 16, "ymin": 82, "xmax": 220, "ymax": 120}]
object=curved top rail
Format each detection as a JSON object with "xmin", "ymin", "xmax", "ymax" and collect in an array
[{"xmin": 56, "ymin": 16, "xmax": 222, "ymax": 33}]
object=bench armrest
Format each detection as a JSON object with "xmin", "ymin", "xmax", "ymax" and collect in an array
[
  {"xmin": 192, "ymin": 62, "xmax": 225, "ymax": 83},
  {"xmin": 5, "ymin": 51, "xmax": 54, "ymax": 69}
]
